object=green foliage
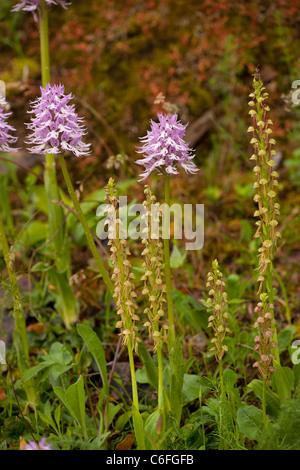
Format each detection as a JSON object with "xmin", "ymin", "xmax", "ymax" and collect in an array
[
  {"xmin": 237, "ymin": 405, "xmax": 265, "ymax": 442},
  {"xmin": 1, "ymin": 0, "xmax": 300, "ymax": 452},
  {"xmin": 259, "ymin": 398, "xmax": 300, "ymax": 450}
]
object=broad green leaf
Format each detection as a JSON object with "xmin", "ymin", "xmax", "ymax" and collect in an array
[
  {"xmin": 237, "ymin": 405, "xmax": 265, "ymax": 442},
  {"xmin": 278, "ymin": 327, "xmax": 296, "ymax": 354},
  {"xmin": 49, "ymin": 270, "xmax": 79, "ymax": 327},
  {"xmin": 137, "ymin": 341, "xmax": 158, "ymax": 390},
  {"xmin": 136, "ymin": 366, "xmax": 149, "ymax": 384},
  {"xmin": 182, "ymin": 374, "xmax": 212, "ymax": 404},
  {"xmin": 108, "ymin": 403, "xmax": 123, "ymax": 426},
  {"xmin": 54, "ymin": 376, "xmax": 87, "ymax": 439},
  {"xmin": 23, "ymin": 362, "xmax": 55, "ymax": 382},
  {"xmin": 77, "ymin": 324, "xmax": 109, "ymax": 396},
  {"xmin": 50, "ymin": 363, "xmax": 73, "ymax": 381},
  {"xmin": 223, "ymin": 369, "xmax": 237, "ymax": 388},
  {"xmin": 247, "ymin": 379, "xmax": 280, "ymax": 418},
  {"xmin": 172, "ymin": 290, "xmax": 209, "ymax": 330},
  {"xmin": 19, "ymin": 221, "xmax": 48, "ymax": 246},
  {"xmin": 31, "ymin": 186, "xmax": 48, "ymax": 214},
  {"xmin": 144, "ymin": 409, "xmax": 160, "ymax": 450},
  {"xmin": 31, "ymin": 261, "xmax": 52, "ymax": 272},
  {"xmin": 48, "ymin": 342, "xmax": 73, "ymax": 365},
  {"xmin": 170, "ymin": 245, "xmax": 186, "ymax": 268},
  {"xmin": 273, "ymin": 362, "xmax": 294, "ymax": 403}
]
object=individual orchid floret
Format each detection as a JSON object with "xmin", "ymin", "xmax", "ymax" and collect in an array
[
  {"xmin": 12, "ymin": 1, "xmax": 70, "ymax": 21},
  {"xmin": 26, "ymin": 84, "xmax": 91, "ymax": 158},
  {"xmin": 0, "ymin": 97, "xmax": 19, "ymax": 153},
  {"xmin": 136, "ymin": 113, "xmax": 199, "ymax": 181},
  {"xmin": 24, "ymin": 437, "xmax": 52, "ymax": 450}
]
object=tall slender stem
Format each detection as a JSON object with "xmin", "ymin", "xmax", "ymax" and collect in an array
[
  {"xmin": 127, "ymin": 338, "xmax": 145, "ymax": 450},
  {"xmin": 39, "ymin": 0, "xmax": 64, "ymax": 253},
  {"xmin": 39, "ymin": 0, "xmax": 50, "ymax": 87},
  {"xmin": 157, "ymin": 345, "xmax": 165, "ymax": 435},
  {"xmin": 0, "ymin": 213, "xmax": 37, "ymax": 405},
  {"xmin": 58, "ymin": 154, "xmax": 114, "ymax": 295},
  {"xmin": 266, "ymin": 262, "xmax": 280, "ymax": 363},
  {"xmin": 218, "ymin": 357, "xmax": 226, "ymax": 450},
  {"xmin": 38, "ymin": 1, "xmax": 78, "ymax": 326},
  {"xmin": 163, "ymin": 175, "xmax": 175, "ymax": 349},
  {"xmin": 262, "ymin": 377, "xmax": 268, "ymax": 429},
  {"xmin": 219, "ymin": 357, "xmax": 225, "ymax": 399}
]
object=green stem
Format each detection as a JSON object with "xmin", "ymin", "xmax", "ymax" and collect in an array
[
  {"xmin": 39, "ymin": 1, "xmax": 78, "ymax": 328},
  {"xmin": 262, "ymin": 377, "xmax": 268, "ymax": 429},
  {"xmin": 58, "ymin": 154, "xmax": 114, "ymax": 295},
  {"xmin": 0, "ymin": 213, "xmax": 37, "ymax": 405},
  {"xmin": 266, "ymin": 262, "xmax": 280, "ymax": 363},
  {"xmin": 219, "ymin": 357, "xmax": 225, "ymax": 400},
  {"xmin": 163, "ymin": 174, "xmax": 175, "ymax": 349},
  {"xmin": 157, "ymin": 345, "xmax": 165, "ymax": 436},
  {"xmin": 273, "ymin": 268, "xmax": 291, "ymax": 325},
  {"xmin": 39, "ymin": 0, "xmax": 50, "ymax": 87},
  {"xmin": 39, "ymin": 0, "xmax": 65, "ymax": 259},
  {"xmin": 218, "ymin": 357, "xmax": 226, "ymax": 450},
  {"xmin": 127, "ymin": 339, "xmax": 145, "ymax": 450}
]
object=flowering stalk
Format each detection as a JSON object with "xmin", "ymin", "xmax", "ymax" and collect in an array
[
  {"xmin": 39, "ymin": 0, "xmax": 76, "ymax": 313},
  {"xmin": 248, "ymin": 68, "xmax": 280, "ymax": 363},
  {"xmin": 26, "ymin": 82, "xmax": 113, "ymax": 298},
  {"xmin": 141, "ymin": 185, "xmax": 168, "ymax": 436},
  {"xmin": 0, "ymin": 215, "xmax": 37, "ymax": 406},
  {"xmin": 137, "ymin": 113, "xmax": 199, "ymax": 352},
  {"xmin": 206, "ymin": 259, "xmax": 230, "ymax": 396},
  {"xmin": 105, "ymin": 178, "xmax": 145, "ymax": 450},
  {"xmin": 0, "ymin": 98, "xmax": 37, "ymax": 405},
  {"xmin": 12, "ymin": 0, "xmax": 79, "ymax": 326},
  {"xmin": 253, "ymin": 292, "xmax": 277, "ymax": 427}
]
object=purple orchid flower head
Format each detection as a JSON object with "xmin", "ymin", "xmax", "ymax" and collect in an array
[
  {"xmin": 24, "ymin": 437, "xmax": 52, "ymax": 450},
  {"xmin": 136, "ymin": 113, "xmax": 199, "ymax": 181},
  {"xmin": 26, "ymin": 83, "xmax": 91, "ymax": 158},
  {"xmin": 12, "ymin": 1, "xmax": 71, "ymax": 21},
  {"xmin": 0, "ymin": 97, "xmax": 19, "ymax": 153}
]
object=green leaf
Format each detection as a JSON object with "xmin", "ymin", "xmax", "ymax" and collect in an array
[
  {"xmin": 137, "ymin": 341, "xmax": 158, "ymax": 390},
  {"xmin": 172, "ymin": 290, "xmax": 209, "ymax": 330},
  {"xmin": 278, "ymin": 327, "xmax": 296, "ymax": 354},
  {"xmin": 31, "ymin": 186, "xmax": 48, "ymax": 214},
  {"xmin": 182, "ymin": 374, "xmax": 212, "ymax": 404},
  {"xmin": 237, "ymin": 405, "xmax": 265, "ymax": 442},
  {"xmin": 23, "ymin": 342, "xmax": 73, "ymax": 382},
  {"xmin": 144, "ymin": 409, "xmax": 160, "ymax": 450},
  {"xmin": 248, "ymin": 379, "xmax": 281, "ymax": 418},
  {"xmin": 31, "ymin": 261, "xmax": 52, "ymax": 272},
  {"xmin": 170, "ymin": 244, "xmax": 186, "ymax": 268},
  {"xmin": 19, "ymin": 220, "xmax": 48, "ymax": 246},
  {"xmin": 23, "ymin": 361, "xmax": 55, "ymax": 382},
  {"xmin": 223, "ymin": 369, "xmax": 237, "ymax": 388},
  {"xmin": 54, "ymin": 376, "xmax": 87, "ymax": 439},
  {"xmin": 135, "ymin": 366, "xmax": 149, "ymax": 384},
  {"xmin": 49, "ymin": 270, "xmax": 79, "ymax": 327},
  {"xmin": 273, "ymin": 362, "xmax": 294, "ymax": 403},
  {"xmin": 77, "ymin": 324, "xmax": 109, "ymax": 396},
  {"xmin": 48, "ymin": 341, "xmax": 73, "ymax": 365}
]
